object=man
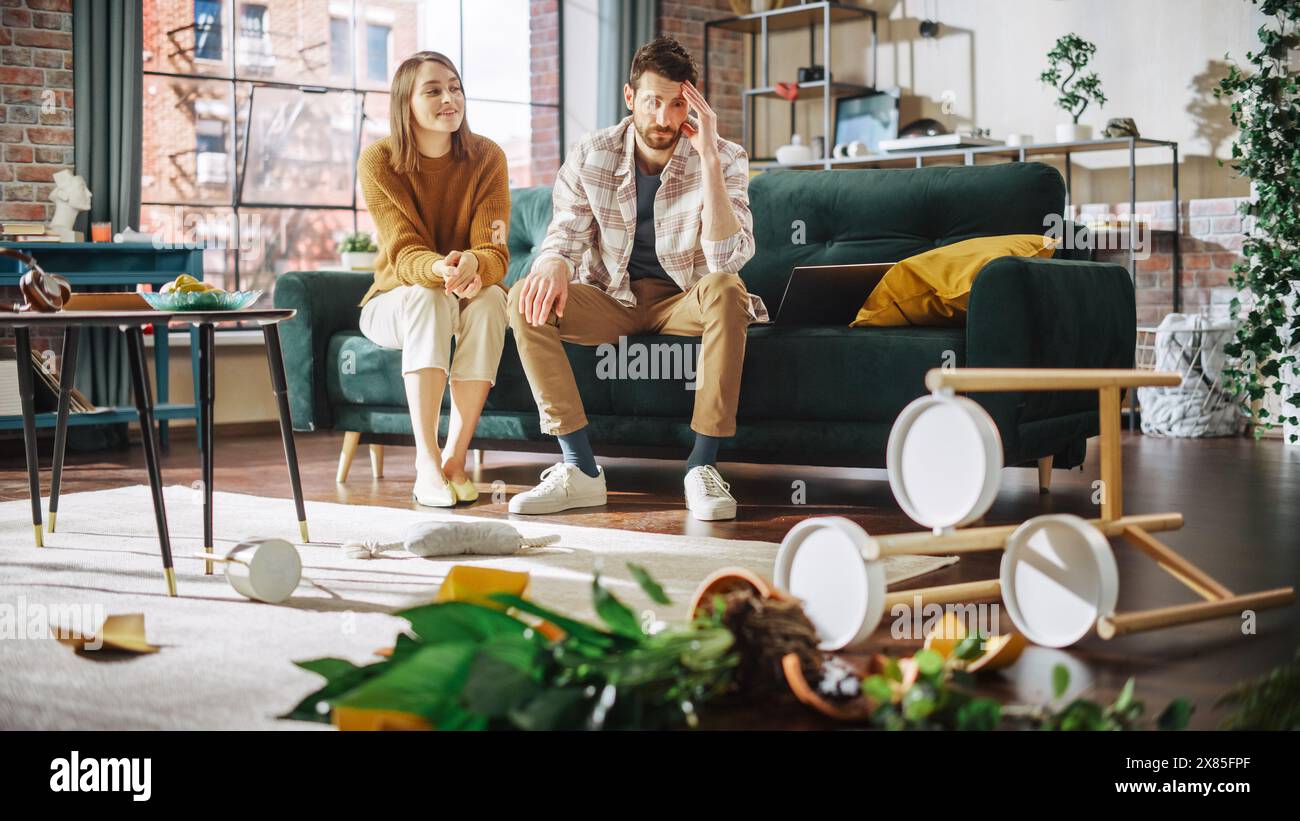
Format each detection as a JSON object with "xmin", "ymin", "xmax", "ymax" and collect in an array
[{"xmin": 507, "ymin": 36, "xmax": 766, "ymax": 522}]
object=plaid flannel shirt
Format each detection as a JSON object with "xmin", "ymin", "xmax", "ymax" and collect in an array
[{"xmin": 534, "ymin": 116, "xmax": 768, "ymax": 322}]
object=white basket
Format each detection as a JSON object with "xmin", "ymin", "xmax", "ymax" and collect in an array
[{"xmin": 1135, "ymin": 313, "xmax": 1245, "ymax": 437}]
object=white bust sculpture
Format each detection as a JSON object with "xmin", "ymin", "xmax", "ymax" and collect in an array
[{"xmin": 47, "ymin": 169, "xmax": 92, "ymax": 242}]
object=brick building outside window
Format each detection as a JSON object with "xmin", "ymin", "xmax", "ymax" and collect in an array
[{"xmin": 140, "ymin": 0, "xmax": 563, "ymax": 303}]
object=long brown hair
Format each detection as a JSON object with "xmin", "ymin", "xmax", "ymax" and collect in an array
[{"xmin": 388, "ymin": 51, "xmax": 474, "ymax": 174}]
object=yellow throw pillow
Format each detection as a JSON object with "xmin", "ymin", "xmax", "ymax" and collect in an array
[{"xmin": 851, "ymin": 234, "xmax": 1058, "ymax": 327}]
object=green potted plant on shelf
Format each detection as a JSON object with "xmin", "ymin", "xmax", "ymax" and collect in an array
[
  {"xmin": 339, "ymin": 231, "xmax": 379, "ymax": 271},
  {"xmin": 1217, "ymin": 0, "xmax": 1300, "ymax": 444},
  {"xmin": 1040, "ymin": 33, "xmax": 1108, "ymax": 143}
]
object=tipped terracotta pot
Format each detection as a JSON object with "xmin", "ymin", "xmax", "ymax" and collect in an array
[{"xmin": 688, "ymin": 566, "xmax": 791, "ymax": 619}]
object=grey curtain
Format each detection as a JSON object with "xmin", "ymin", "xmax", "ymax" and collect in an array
[
  {"xmin": 596, "ymin": 0, "xmax": 659, "ymax": 128},
  {"xmin": 70, "ymin": 0, "xmax": 144, "ymax": 446}
]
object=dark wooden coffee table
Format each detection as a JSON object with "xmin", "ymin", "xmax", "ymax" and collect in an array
[{"xmin": 2, "ymin": 308, "xmax": 308, "ymax": 596}]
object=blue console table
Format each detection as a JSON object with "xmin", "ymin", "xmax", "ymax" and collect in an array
[{"xmin": 0, "ymin": 241, "xmax": 204, "ymax": 447}]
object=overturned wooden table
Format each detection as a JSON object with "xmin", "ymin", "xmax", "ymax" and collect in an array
[
  {"xmin": 3, "ymin": 308, "xmax": 308, "ymax": 596},
  {"xmin": 869, "ymin": 368, "xmax": 1295, "ymax": 640}
]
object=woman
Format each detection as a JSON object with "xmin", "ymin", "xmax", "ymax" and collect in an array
[{"xmin": 357, "ymin": 51, "xmax": 511, "ymax": 507}]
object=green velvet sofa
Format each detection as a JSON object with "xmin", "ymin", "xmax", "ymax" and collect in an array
[{"xmin": 275, "ymin": 162, "xmax": 1134, "ymax": 482}]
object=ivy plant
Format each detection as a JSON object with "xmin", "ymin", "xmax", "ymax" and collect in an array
[
  {"xmin": 1217, "ymin": 0, "xmax": 1300, "ymax": 441},
  {"xmin": 1040, "ymin": 33, "xmax": 1108, "ymax": 123}
]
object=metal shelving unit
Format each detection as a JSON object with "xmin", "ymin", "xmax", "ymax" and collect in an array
[{"xmin": 704, "ymin": 1, "xmax": 877, "ymax": 165}]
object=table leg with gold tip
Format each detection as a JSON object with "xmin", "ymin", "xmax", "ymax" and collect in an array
[
  {"xmin": 47, "ymin": 325, "xmax": 79, "ymax": 534},
  {"xmin": 13, "ymin": 327, "xmax": 43, "ymax": 547},
  {"xmin": 198, "ymin": 322, "xmax": 216, "ymax": 575},
  {"xmin": 261, "ymin": 322, "xmax": 310, "ymax": 544},
  {"xmin": 125, "ymin": 326, "xmax": 178, "ymax": 596}
]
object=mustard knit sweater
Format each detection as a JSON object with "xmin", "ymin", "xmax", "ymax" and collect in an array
[{"xmin": 357, "ymin": 133, "xmax": 511, "ymax": 307}]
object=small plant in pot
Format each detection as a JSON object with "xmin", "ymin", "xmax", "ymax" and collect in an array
[
  {"xmin": 1040, "ymin": 33, "xmax": 1107, "ymax": 143},
  {"xmin": 339, "ymin": 232, "xmax": 379, "ymax": 271}
]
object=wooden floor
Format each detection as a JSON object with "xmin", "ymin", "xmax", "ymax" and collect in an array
[{"xmin": 3, "ymin": 427, "xmax": 1298, "ymax": 729}]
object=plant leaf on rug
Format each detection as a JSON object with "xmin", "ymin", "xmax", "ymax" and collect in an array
[
  {"xmin": 285, "ymin": 563, "xmax": 1201, "ymax": 731},
  {"xmin": 284, "ymin": 564, "xmax": 753, "ymax": 730}
]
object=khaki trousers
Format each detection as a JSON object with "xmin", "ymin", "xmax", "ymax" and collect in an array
[{"xmin": 507, "ymin": 272, "xmax": 751, "ymax": 437}]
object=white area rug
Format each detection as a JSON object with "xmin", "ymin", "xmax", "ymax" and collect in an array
[{"xmin": 0, "ymin": 485, "xmax": 956, "ymax": 730}]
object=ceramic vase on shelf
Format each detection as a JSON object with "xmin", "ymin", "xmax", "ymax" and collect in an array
[
  {"xmin": 775, "ymin": 134, "xmax": 814, "ymax": 165},
  {"xmin": 1056, "ymin": 122, "xmax": 1093, "ymax": 143}
]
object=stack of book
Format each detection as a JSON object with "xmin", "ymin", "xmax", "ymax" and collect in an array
[
  {"xmin": 0, "ymin": 349, "xmax": 20, "ymax": 415},
  {"xmin": 1, "ymin": 222, "xmax": 61, "ymax": 243},
  {"xmin": 0, "ymin": 347, "xmax": 97, "ymax": 416}
]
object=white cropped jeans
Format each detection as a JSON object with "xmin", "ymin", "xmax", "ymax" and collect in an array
[{"xmin": 359, "ymin": 283, "xmax": 508, "ymax": 382}]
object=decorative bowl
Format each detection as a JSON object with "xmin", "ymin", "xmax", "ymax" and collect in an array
[{"xmin": 140, "ymin": 290, "xmax": 262, "ymax": 312}]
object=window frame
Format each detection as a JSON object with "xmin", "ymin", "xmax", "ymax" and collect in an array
[{"xmin": 144, "ymin": 0, "xmax": 565, "ymax": 302}]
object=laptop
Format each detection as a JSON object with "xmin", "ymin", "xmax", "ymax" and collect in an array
[{"xmin": 772, "ymin": 262, "xmax": 896, "ymax": 325}]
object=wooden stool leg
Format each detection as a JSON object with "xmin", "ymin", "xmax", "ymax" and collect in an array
[
  {"xmin": 1097, "ymin": 588, "xmax": 1295, "ymax": 638},
  {"xmin": 883, "ymin": 578, "xmax": 1002, "ymax": 611},
  {"xmin": 1121, "ymin": 526, "xmax": 1232, "ymax": 600},
  {"xmin": 1037, "ymin": 455, "xmax": 1052, "ymax": 494},
  {"xmin": 1098, "ymin": 385, "xmax": 1123, "ymax": 520},
  {"xmin": 337, "ymin": 431, "xmax": 361, "ymax": 483},
  {"xmin": 369, "ymin": 444, "xmax": 384, "ymax": 479}
]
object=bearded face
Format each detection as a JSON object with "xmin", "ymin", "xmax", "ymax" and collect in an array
[{"xmin": 625, "ymin": 71, "xmax": 688, "ymax": 152}]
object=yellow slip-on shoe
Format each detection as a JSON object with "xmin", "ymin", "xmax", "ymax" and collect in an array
[{"xmin": 448, "ymin": 476, "xmax": 478, "ymax": 503}]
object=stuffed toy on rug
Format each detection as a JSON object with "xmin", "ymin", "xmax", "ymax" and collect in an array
[{"xmin": 342, "ymin": 520, "xmax": 560, "ymax": 560}]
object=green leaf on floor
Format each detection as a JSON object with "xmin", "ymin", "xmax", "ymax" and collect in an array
[{"xmin": 627, "ymin": 562, "xmax": 672, "ymax": 605}]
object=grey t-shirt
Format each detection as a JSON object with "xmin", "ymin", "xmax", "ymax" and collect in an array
[{"xmin": 627, "ymin": 167, "xmax": 675, "ymax": 283}]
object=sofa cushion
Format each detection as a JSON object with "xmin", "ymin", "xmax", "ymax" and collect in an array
[
  {"xmin": 853, "ymin": 233, "xmax": 1058, "ymax": 327},
  {"xmin": 506, "ymin": 186, "xmax": 553, "ymax": 287}
]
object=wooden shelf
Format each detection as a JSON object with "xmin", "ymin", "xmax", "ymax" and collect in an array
[
  {"xmin": 745, "ymin": 80, "xmax": 874, "ymax": 101},
  {"xmin": 707, "ymin": 2, "xmax": 872, "ymax": 34},
  {"xmin": 0, "ymin": 402, "xmax": 201, "ymax": 431}
]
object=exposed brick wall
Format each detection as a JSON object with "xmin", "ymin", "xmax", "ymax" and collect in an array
[
  {"xmin": 660, "ymin": 0, "xmax": 743, "ymax": 144},
  {"xmin": 529, "ymin": 0, "xmax": 560, "ymax": 185},
  {"xmin": 1082, "ymin": 196, "xmax": 1248, "ymax": 326},
  {"xmin": 0, "ymin": 0, "xmax": 75, "ymax": 226},
  {"xmin": 0, "ymin": 0, "xmax": 74, "ymax": 369}
]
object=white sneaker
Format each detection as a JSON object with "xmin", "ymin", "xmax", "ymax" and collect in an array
[
  {"xmin": 684, "ymin": 465, "xmax": 737, "ymax": 521},
  {"xmin": 413, "ymin": 470, "xmax": 456, "ymax": 507},
  {"xmin": 509, "ymin": 463, "xmax": 607, "ymax": 514}
]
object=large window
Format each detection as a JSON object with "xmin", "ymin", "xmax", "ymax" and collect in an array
[
  {"xmin": 365, "ymin": 22, "xmax": 390, "ymax": 82},
  {"xmin": 141, "ymin": 0, "xmax": 563, "ymax": 305}
]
